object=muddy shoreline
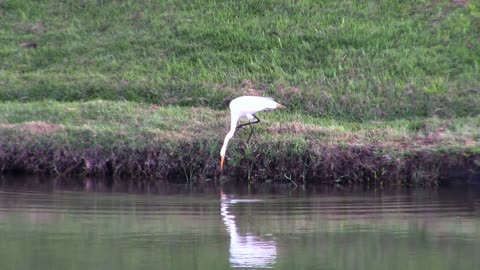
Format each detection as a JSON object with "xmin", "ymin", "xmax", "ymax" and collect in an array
[{"xmin": 1, "ymin": 140, "xmax": 478, "ymax": 186}]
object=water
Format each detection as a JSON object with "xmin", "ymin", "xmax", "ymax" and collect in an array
[{"xmin": 0, "ymin": 178, "xmax": 479, "ymax": 270}]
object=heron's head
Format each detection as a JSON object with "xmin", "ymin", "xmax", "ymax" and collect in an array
[
  {"xmin": 220, "ymin": 136, "xmax": 230, "ymax": 171},
  {"xmin": 220, "ymin": 155, "xmax": 225, "ymax": 171}
]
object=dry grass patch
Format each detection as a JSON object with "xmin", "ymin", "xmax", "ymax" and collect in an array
[
  {"xmin": 268, "ymin": 122, "xmax": 336, "ymax": 135},
  {"xmin": 1, "ymin": 121, "xmax": 64, "ymax": 133}
]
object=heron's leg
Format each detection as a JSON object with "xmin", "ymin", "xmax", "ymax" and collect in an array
[
  {"xmin": 246, "ymin": 115, "xmax": 261, "ymax": 143},
  {"xmin": 235, "ymin": 115, "xmax": 260, "ymax": 133},
  {"xmin": 246, "ymin": 123, "xmax": 255, "ymax": 143}
]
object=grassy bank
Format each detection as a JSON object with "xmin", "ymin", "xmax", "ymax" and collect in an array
[
  {"xmin": 0, "ymin": 101, "xmax": 479, "ymax": 185},
  {"xmin": 0, "ymin": 0, "xmax": 479, "ymax": 184}
]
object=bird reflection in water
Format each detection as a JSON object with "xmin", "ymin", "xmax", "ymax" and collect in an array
[{"xmin": 220, "ymin": 191, "xmax": 277, "ymax": 269}]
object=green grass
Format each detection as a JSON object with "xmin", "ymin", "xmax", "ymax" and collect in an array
[
  {"xmin": 0, "ymin": 0, "xmax": 479, "ymax": 183},
  {"xmin": 1, "ymin": 0, "xmax": 479, "ymax": 121},
  {"xmin": 0, "ymin": 100, "xmax": 478, "ymax": 150}
]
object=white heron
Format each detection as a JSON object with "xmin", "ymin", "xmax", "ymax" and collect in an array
[{"xmin": 220, "ymin": 96, "xmax": 285, "ymax": 170}]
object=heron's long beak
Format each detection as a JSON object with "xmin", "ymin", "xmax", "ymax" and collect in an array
[{"xmin": 220, "ymin": 155, "xmax": 225, "ymax": 171}]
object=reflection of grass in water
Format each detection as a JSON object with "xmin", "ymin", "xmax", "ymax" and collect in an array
[
  {"xmin": 0, "ymin": 192, "xmax": 229, "ymax": 270},
  {"xmin": 0, "ymin": 191, "xmax": 479, "ymax": 270},
  {"xmin": 281, "ymin": 229, "xmax": 479, "ymax": 270},
  {"xmin": 232, "ymin": 196, "xmax": 480, "ymax": 270}
]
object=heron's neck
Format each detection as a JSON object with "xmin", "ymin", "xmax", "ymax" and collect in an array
[{"xmin": 220, "ymin": 113, "xmax": 240, "ymax": 156}]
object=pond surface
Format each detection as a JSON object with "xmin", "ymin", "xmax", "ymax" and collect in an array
[{"xmin": 0, "ymin": 177, "xmax": 479, "ymax": 270}]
